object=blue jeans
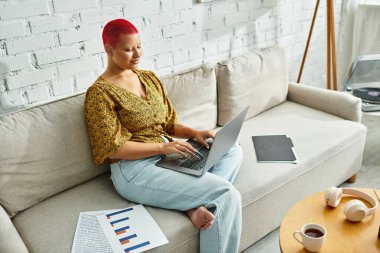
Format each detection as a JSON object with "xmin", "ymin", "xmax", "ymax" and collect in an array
[{"xmin": 110, "ymin": 142, "xmax": 243, "ymax": 253}]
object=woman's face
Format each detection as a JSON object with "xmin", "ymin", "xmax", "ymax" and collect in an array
[{"xmin": 107, "ymin": 33, "xmax": 142, "ymax": 70}]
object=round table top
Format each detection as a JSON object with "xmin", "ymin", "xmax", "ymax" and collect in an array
[{"xmin": 279, "ymin": 188, "xmax": 380, "ymax": 253}]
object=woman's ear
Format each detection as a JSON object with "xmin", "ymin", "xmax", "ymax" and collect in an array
[{"xmin": 105, "ymin": 44, "xmax": 113, "ymax": 55}]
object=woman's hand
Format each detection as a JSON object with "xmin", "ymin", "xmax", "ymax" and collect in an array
[
  {"xmin": 171, "ymin": 123, "xmax": 215, "ymax": 152},
  {"xmin": 192, "ymin": 130, "xmax": 215, "ymax": 149},
  {"xmin": 161, "ymin": 139, "xmax": 198, "ymax": 157}
]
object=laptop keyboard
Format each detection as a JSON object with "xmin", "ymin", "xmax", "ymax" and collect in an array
[{"xmin": 181, "ymin": 146, "xmax": 210, "ymax": 170}]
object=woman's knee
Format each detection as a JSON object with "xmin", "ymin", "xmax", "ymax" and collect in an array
[
  {"xmin": 229, "ymin": 142, "xmax": 243, "ymax": 159},
  {"xmin": 218, "ymin": 183, "xmax": 241, "ymax": 207},
  {"xmin": 227, "ymin": 142, "xmax": 243, "ymax": 173},
  {"xmin": 231, "ymin": 142, "xmax": 243, "ymax": 157},
  {"xmin": 229, "ymin": 186, "xmax": 242, "ymax": 205}
]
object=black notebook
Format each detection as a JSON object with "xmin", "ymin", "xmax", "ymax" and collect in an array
[{"xmin": 252, "ymin": 135, "xmax": 298, "ymax": 163}]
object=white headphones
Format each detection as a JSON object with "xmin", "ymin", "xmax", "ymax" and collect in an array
[{"xmin": 324, "ymin": 187, "xmax": 377, "ymax": 222}]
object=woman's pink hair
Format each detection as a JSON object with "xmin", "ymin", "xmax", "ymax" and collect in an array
[{"xmin": 102, "ymin": 19, "xmax": 139, "ymax": 47}]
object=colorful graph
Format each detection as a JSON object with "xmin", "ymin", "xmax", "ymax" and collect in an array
[
  {"xmin": 124, "ymin": 241, "xmax": 151, "ymax": 253},
  {"xmin": 114, "ymin": 226, "xmax": 130, "ymax": 235},
  {"xmin": 97, "ymin": 205, "xmax": 167, "ymax": 253},
  {"xmin": 106, "ymin": 207, "xmax": 134, "ymax": 219}
]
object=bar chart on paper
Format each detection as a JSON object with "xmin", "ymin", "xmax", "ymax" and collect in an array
[{"xmin": 97, "ymin": 205, "xmax": 168, "ymax": 253}]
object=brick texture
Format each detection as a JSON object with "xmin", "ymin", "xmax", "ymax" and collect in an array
[
  {"xmin": 0, "ymin": 89, "xmax": 27, "ymax": 109},
  {"xmin": 26, "ymin": 83, "xmax": 50, "ymax": 103},
  {"xmin": 52, "ymin": 76, "xmax": 74, "ymax": 96},
  {"xmin": 59, "ymin": 26, "xmax": 100, "ymax": 45},
  {"xmin": 0, "ymin": 55, "xmax": 32, "ymax": 73},
  {"xmin": 53, "ymin": 0, "xmax": 97, "ymax": 13},
  {"xmin": 0, "ymin": 22, "xmax": 25, "ymax": 39},
  {"xmin": 35, "ymin": 45, "xmax": 81, "ymax": 65},
  {"xmin": 58, "ymin": 57, "xmax": 99, "ymax": 76},
  {"xmin": 6, "ymin": 34, "xmax": 55, "ymax": 54},
  {"xmin": 75, "ymin": 71, "xmax": 95, "ymax": 90},
  {"xmin": 30, "ymin": 16, "xmax": 77, "ymax": 33},
  {"xmin": 7, "ymin": 68, "xmax": 55, "ymax": 90},
  {"xmin": 0, "ymin": 0, "xmax": 342, "ymax": 115},
  {"xmin": 0, "ymin": 1, "xmax": 49, "ymax": 20}
]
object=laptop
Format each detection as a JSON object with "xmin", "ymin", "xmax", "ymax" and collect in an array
[{"xmin": 156, "ymin": 106, "xmax": 249, "ymax": 176}]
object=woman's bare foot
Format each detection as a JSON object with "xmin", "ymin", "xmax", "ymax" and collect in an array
[{"xmin": 186, "ymin": 206, "xmax": 215, "ymax": 230}]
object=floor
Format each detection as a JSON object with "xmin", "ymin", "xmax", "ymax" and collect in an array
[{"xmin": 242, "ymin": 113, "xmax": 380, "ymax": 253}]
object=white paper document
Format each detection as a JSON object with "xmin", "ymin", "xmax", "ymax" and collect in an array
[
  {"xmin": 72, "ymin": 205, "xmax": 168, "ymax": 253},
  {"xmin": 71, "ymin": 210, "xmax": 113, "ymax": 253}
]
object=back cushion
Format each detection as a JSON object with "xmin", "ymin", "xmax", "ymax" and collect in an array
[
  {"xmin": 161, "ymin": 64, "xmax": 218, "ymax": 130},
  {"xmin": 0, "ymin": 94, "xmax": 108, "ymax": 217},
  {"xmin": 217, "ymin": 46, "xmax": 289, "ymax": 125}
]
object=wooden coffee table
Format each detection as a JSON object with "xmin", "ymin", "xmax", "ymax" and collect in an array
[{"xmin": 279, "ymin": 188, "xmax": 380, "ymax": 252}]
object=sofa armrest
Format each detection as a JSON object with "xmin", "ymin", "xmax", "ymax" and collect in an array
[
  {"xmin": 287, "ymin": 82, "xmax": 362, "ymax": 122},
  {"xmin": 0, "ymin": 205, "xmax": 28, "ymax": 253}
]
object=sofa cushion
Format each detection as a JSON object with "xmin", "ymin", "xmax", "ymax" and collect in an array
[
  {"xmin": 161, "ymin": 64, "xmax": 218, "ymax": 130},
  {"xmin": 235, "ymin": 101, "xmax": 366, "ymax": 207},
  {"xmin": 12, "ymin": 173, "xmax": 199, "ymax": 253},
  {"xmin": 217, "ymin": 46, "xmax": 288, "ymax": 125},
  {"xmin": 0, "ymin": 205, "xmax": 28, "ymax": 253},
  {"xmin": 0, "ymin": 94, "xmax": 108, "ymax": 217}
]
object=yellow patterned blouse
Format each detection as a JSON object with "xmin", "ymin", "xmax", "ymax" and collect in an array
[{"xmin": 84, "ymin": 70, "xmax": 177, "ymax": 165}]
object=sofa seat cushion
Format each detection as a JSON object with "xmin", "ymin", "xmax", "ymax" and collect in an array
[
  {"xmin": 217, "ymin": 46, "xmax": 288, "ymax": 126},
  {"xmin": 12, "ymin": 173, "xmax": 199, "ymax": 253},
  {"xmin": 161, "ymin": 64, "xmax": 217, "ymax": 130},
  {"xmin": 234, "ymin": 101, "xmax": 367, "ymax": 206}
]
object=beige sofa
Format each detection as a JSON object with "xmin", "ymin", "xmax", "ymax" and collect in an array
[{"xmin": 0, "ymin": 46, "xmax": 367, "ymax": 253}]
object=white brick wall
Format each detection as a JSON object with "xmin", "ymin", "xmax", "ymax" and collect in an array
[
  {"xmin": 58, "ymin": 57, "xmax": 99, "ymax": 76},
  {"xmin": 0, "ymin": 55, "xmax": 32, "ymax": 73},
  {"xmin": 155, "ymin": 53, "xmax": 173, "ymax": 69},
  {"xmin": 211, "ymin": 2, "xmax": 237, "ymax": 15},
  {"xmin": 59, "ymin": 26, "xmax": 100, "ymax": 45},
  {"xmin": 26, "ymin": 83, "xmax": 50, "ymax": 103},
  {"xmin": 75, "ymin": 71, "xmax": 95, "ymax": 90},
  {"xmin": 143, "ymin": 39, "xmax": 174, "ymax": 57},
  {"xmin": 52, "ymin": 76, "xmax": 74, "ymax": 96},
  {"xmin": 203, "ymin": 43, "xmax": 218, "ymax": 58},
  {"xmin": 53, "ymin": 0, "xmax": 97, "ymax": 13},
  {"xmin": 0, "ymin": 80, "xmax": 6, "ymax": 93},
  {"xmin": 84, "ymin": 40, "xmax": 104, "ymax": 55},
  {"xmin": 0, "ymin": 1, "xmax": 50, "ymax": 20},
  {"xmin": 7, "ymin": 68, "xmax": 55, "ymax": 90},
  {"xmin": 0, "ymin": 89, "xmax": 26, "ymax": 109},
  {"xmin": 140, "ymin": 27, "xmax": 161, "ymax": 43},
  {"xmin": 173, "ymin": 0, "xmax": 193, "ymax": 11},
  {"xmin": 6, "ymin": 34, "xmax": 55, "ymax": 54},
  {"xmin": 162, "ymin": 23, "xmax": 193, "ymax": 38},
  {"xmin": 0, "ymin": 0, "xmax": 342, "ymax": 115},
  {"xmin": 30, "ymin": 16, "xmax": 77, "ymax": 34},
  {"xmin": 146, "ymin": 14, "xmax": 177, "ymax": 27},
  {"xmin": 102, "ymin": 0, "xmax": 126, "ymax": 7},
  {"xmin": 0, "ymin": 22, "xmax": 26, "ymax": 39},
  {"xmin": 173, "ymin": 50, "xmax": 188, "ymax": 65},
  {"xmin": 35, "ymin": 45, "xmax": 81, "ymax": 65},
  {"xmin": 81, "ymin": 8, "xmax": 123, "ymax": 25},
  {"xmin": 238, "ymin": 0, "xmax": 261, "ymax": 11}
]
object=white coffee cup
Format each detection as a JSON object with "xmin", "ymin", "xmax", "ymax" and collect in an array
[{"xmin": 293, "ymin": 223, "xmax": 327, "ymax": 252}]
